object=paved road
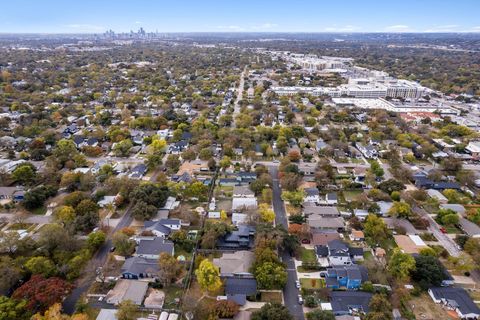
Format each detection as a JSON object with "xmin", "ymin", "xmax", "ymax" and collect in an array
[
  {"xmin": 269, "ymin": 166, "xmax": 305, "ymax": 320},
  {"xmin": 412, "ymin": 205, "xmax": 461, "ymax": 257},
  {"xmin": 63, "ymin": 203, "xmax": 135, "ymax": 314},
  {"xmin": 232, "ymin": 66, "xmax": 246, "ymax": 127},
  {"xmin": 0, "ymin": 213, "xmax": 53, "ymax": 224}
]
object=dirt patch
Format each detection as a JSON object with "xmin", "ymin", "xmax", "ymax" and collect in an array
[{"xmin": 408, "ymin": 294, "xmax": 457, "ymax": 320}]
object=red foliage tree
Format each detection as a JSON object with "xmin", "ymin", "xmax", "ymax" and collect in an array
[{"xmin": 12, "ymin": 275, "xmax": 73, "ymax": 312}]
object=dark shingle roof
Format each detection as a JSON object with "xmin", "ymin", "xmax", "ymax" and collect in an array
[
  {"xmin": 225, "ymin": 277, "xmax": 257, "ymax": 296},
  {"xmin": 430, "ymin": 287, "xmax": 480, "ymax": 316}
]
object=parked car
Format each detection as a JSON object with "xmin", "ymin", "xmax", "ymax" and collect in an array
[
  {"xmin": 298, "ymin": 294, "xmax": 303, "ymax": 304},
  {"xmin": 295, "ymin": 280, "xmax": 301, "ymax": 289}
]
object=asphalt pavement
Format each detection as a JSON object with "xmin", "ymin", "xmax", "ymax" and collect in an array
[{"xmin": 269, "ymin": 166, "xmax": 305, "ymax": 320}]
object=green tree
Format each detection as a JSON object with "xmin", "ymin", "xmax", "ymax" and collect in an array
[
  {"xmin": 254, "ymin": 262, "xmax": 287, "ymax": 290},
  {"xmin": 281, "ymin": 190, "xmax": 305, "ymax": 207},
  {"xmin": 305, "ymin": 309, "xmax": 335, "ymax": 320},
  {"xmin": 52, "ymin": 139, "xmax": 78, "ymax": 166},
  {"xmin": 370, "ymin": 160, "xmax": 384, "ymax": 178},
  {"xmin": 251, "ymin": 303, "xmax": 293, "ymax": 320},
  {"xmin": 0, "ymin": 296, "xmax": 30, "ymax": 320},
  {"xmin": 25, "ymin": 257, "xmax": 56, "ymax": 277},
  {"xmin": 411, "ymin": 255, "xmax": 446, "ymax": 290},
  {"xmin": 388, "ymin": 248, "xmax": 416, "ymax": 280},
  {"xmin": 112, "ymin": 232, "xmax": 135, "ymax": 256},
  {"xmin": 219, "ymin": 156, "xmax": 232, "ymax": 171},
  {"xmin": 12, "ymin": 163, "xmax": 36, "ymax": 185},
  {"xmin": 113, "ymin": 139, "xmax": 133, "ymax": 157},
  {"xmin": 363, "ymin": 214, "xmax": 389, "ymax": 245},
  {"xmin": 388, "ymin": 201, "xmax": 412, "ymax": 218},
  {"xmin": 195, "ymin": 259, "xmax": 222, "ymax": 292},
  {"xmin": 87, "ymin": 231, "xmax": 106, "ymax": 250}
]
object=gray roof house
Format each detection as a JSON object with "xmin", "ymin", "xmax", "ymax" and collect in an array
[
  {"xmin": 134, "ymin": 237, "xmax": 174, "ymax": 259},
  {"xmin": 304, "ymin": 206, "xmax": 340, "ymax": 217},
  {"xmin": 429, "ymin": 287, "xmax": 480, "ymax": 319},
  {"xmin": 106, "ymin": 279, "xmax": 148, "ymax": 305},
  {"xmin": 330, "ymin": 291, "xmax": 373, "ymax": 316},
  {"xmin": 121, "ymin": 256, "xmax": 159, "ymax": 280},
  {"xmin": 307, "ymin": 216, "xmax": 345, "ymax": 231},
  {"xmin": 144, "ymin": 219, "xmax": 181, "ymax": 237}
]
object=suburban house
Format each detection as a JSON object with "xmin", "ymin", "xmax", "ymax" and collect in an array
[
  {"xmin": 465, "ymin": 141, "xmax": 480, "ymax": 160},
  {"xmin": 232, "ymin": 197, "xmax": 258, "ymax": 211},
  {"xmin": 377, "ymin": 201, "xmax": 393, "ymax": 216},
  {"xmin": 329, "ymin": 291, "xmax": 373, "ymax": 316},
  {"xmin": 106, "ymin": 279, "xmax": 148, "ymax": 305},
  {"xmin": 429, "ymin": 287, "xmax": 480, "ymax": 319},
  {"xmin": 427, "ymin": 189, "xmax": 449, "ymax": 203},
  {"xmin": 325, "ymin": 192, "xmax": 338, "ymax": 205},
  {"xmin": 224, "ymin": 275, "xmax": 257, "ymax": 306},
  {"xmin": 311, "ymin": 230, "xmax": 341, "ymax": 246},
  {"xmin": 308, "ymin": 216, "xmax": 345, "ymax": 231},
  {"xmin": 121, "ymin": 256, "xmax": 159, "ymax": 280},
  {"xmin": 232, "ymin": 185, "xmax": 255, "ymax": 198},
  {"xmin": 325, "ymin": 265, "xmax": 368, "ymax": 289},
  {"xmin": 134, "ymin": 237, "xmax": 174, "ymax": 259},
  {"xmin": 356, "ymin": 142, "xmax": 378, "ymax": 159},
  {"xmin": 349, "ymin": 229, "xmax": 365, "ymax": 242},
  {"xmin": 213, "ymin": 251, "xmax": 255, "ymax": 277},
  {"xmin": 144, "ymin": 219, "xmax": 181, "ymax": 238},
  {"xmin": 0, "ymin": 187, "xmax": 25, "ymax": 202},
  {"xmin": 315, "ymin": 240, "xmax": 364, "ymax": 266},
  {"xmin": 217, "ymin": 225, "xmax": 255, "ymax": 250},
  {"xmin": 304, "ymin": 188, "xmax": 320, "ymax": 203},
  {"xmin": 304, "ymin": 206, "xmax": 340, "ymax": 217}
]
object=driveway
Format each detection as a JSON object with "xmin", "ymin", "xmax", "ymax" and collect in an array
[{"xmin": 269, "ymin": 166, "xmax": 305, "ymax": 320}]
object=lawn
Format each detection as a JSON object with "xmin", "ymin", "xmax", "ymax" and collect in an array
[
  {"xmin": 260, "ymin": 291, "xmax": 283, "ymax": 303},
  {"xmin": 31, "ymin": 206, "xmax": 47, "ymax": 215},
  {"xmin": 342, "ymin": 190, "xmax": 364, "ymax": 202},
  {"xmin": 446, "ymin": 225, "xmax": 462, "ymax": 234},
  {"xmin": 163, "ymin": 286, "xmax": 184, "ymax": 309},
  {"xmin": 300, "ymin": 278, "xmax": 325, "ymax": 290},
  {"xmin": 299, "ymin": 247, "xmax": 317, "ymax": 264}
]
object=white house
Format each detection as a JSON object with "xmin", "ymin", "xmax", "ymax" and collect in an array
[
  {"xmin": 232, "ymin": 198, "xmax": 257, "ymax": 211},
  {"xmin": 304, "ymin": 188, "xmax": 320, "ymax": 203}
]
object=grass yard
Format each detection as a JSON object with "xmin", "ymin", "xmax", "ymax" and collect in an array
[
  {"xmin": 260, "ymin": 291, "xmax": 283, "ymax": 304},
  {"xmin": 300, "ymin": 278, "xmax": 325, "ymax": 290},
  {"xmin": 31, "ymin": 206, "xmax": 47, "ymax": 215},
  {"xmin": 342, "ymin": 190, "xmax": 364, "ymax": 202},
  {"xmin": 446, "ymin": 225, "xmax": 462, "ymax": 234},
  {"xmin": 299, "ymin": 247, "xmax": 317, "ymax": 264},
  {"xmin": 163, "ymin": 286, "xmax": 183, "ymax": 309}
]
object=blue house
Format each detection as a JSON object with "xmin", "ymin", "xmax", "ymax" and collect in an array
[{"xmin": 325, "ymin": 265, "xmax": 367, "ymax": 289}]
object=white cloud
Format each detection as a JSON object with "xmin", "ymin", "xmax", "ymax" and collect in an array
[
  {"xmin": 134, "ymin": 21, "xmax": 142, "ymax": 25},
  {"xmin": 470, "ymin": 26, "xmax": 480, "ymax": 31},
  {"xmin": 385, "ymin": 25, "xmax": 413, "ymax": 32},
  {"xmin": 65, "ymin": 24, "xmax": 105, "ymax": 32},
  {"xmin": 251, "ymin": 23, "xmax": 278, "ymax": 30}
]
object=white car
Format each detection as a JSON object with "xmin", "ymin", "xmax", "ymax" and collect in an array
[
  {"xmin": 295, "ymin": 280, "xmax": 301, "ymax": 289},
  {"xmin": 297, "ymin": 294, "xmax": 303, "ymax": 304}
]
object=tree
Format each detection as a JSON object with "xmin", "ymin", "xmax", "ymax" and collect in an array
[
  {"xmin": 25, "ymin": 257, "xmax": 56, "ymax": 277},
  {"xmin": 12, "ymin": 275, "xmax": 73, "ymax": 312},
  {"xmin": 281, "ymin": 190, "xmax": 305, "ymax": 207},
  {"xmin": 158, "ymin": 253, "xmax": 181, "ymax": 287},
  {"xmin": 116, "ymin": 300, "xmax": 138, "ymax": 320},
  {"xmin": 258, "ymin": 203, "xmax": 275, "ymax": 223},
  {"xmin": 212, "ymin": 300, "xmax": 239, "ymax": 318},
  {"xmin": 112, "ymin": 232, "xmax": 135, "ymax": 256},
  {"xmin": 131, "ymin": 200, "xmax": 157, "ymax": 221},
  {"xmin": 378, "ymin": 179, "xmax": 405, "ymax": 194},
  {"xmin": 262, "ymin": 188, "xmax": 273, "ymax": 204},
  {"xmin": 411, "ymin": 255, "xmax": 446, "ymax": 290},
  {"xmin": 388, "ymin": 248, "xmax": 416, "ymax": 280},
  {"xmin": 113, "ymin": 139, "xmax": 133, "ymax": 157},
  {"xmin": 195, "ymin": 259, "xmax": 222, "ymax": 292},
  {"xmin": 251, "ymin": 303, "xmax": 293, "ymax": 320},
  {"xmin": 0, "ymin": 296, "xmax": 30, "ymax": 320},
  {"xmin": 12, "ymin": 163, "xmax": 36, "ymax": 185},
  {"xmin": 165, "ymin": 154, "xmax": 181, "ymax": 173},
  {"xmin": 0, "ymin": 256, "xmax": 23, "ymax": 294},
  {"xmin": 388, "ymin": 201, "xmax": 412, "ymax": 219},
  {"xmin": 366, "ymin": 294, "xmax": 393, "ymax": 320},
  {"xmin": 54, "ymin": 206, "xmax": 76, "ymax": 226},
  {"xmin": 305, "ymin": 309, "xmax": 335, "ymax": 320},
  {"xmin": 87, "ymin": 231, "xmax": 106, "ymax": 250},
  {"xmin": 304, "ymin": 296, "xmax": 318, "ymax": 308},
  {"xmin": 254, "ymin": 262, "xmax": 287, "ymax": 290},
  {"xmin": 219, "ymin": 156, "xmax": 232, "ymax": 171},
  {"xmin": 448, "ymin": 253, "xmax": 474, "ymax": 274},
  {"xmin": 52, "ymin": 139, "xmax": 78, "ymax": 167},
  {"xmin": 363, "ymin": 214, "xmax": 389, "ymax": 245},
  {"xmin": 369, "ymin": 160, "xmax": 384, "ymax": 178}
]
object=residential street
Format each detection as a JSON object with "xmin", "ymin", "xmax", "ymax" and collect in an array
[{"xmin": 269, "ymin": 166, "xmax": 305, "ymax": 320}]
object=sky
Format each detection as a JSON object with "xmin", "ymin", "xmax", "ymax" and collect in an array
[{"xmin": 1, "ymin": 0, "xmax": 480, "ymax": 34}]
